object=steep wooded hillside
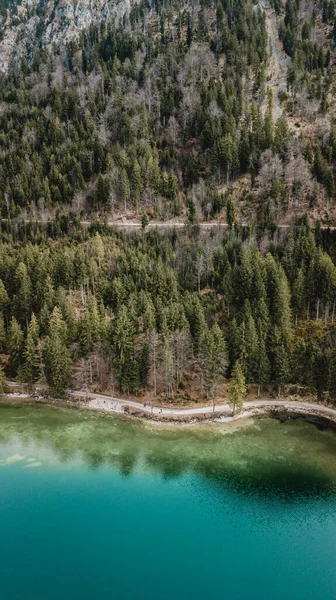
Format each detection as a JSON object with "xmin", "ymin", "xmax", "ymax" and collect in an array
[{"xmin": 0, "ymin": 0, "xmax": 335, "ymax": 228}]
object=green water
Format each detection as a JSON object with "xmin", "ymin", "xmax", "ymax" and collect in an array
[{"xmin": 1, "ymin": 404, "xmax": 336, "ymax": 600}]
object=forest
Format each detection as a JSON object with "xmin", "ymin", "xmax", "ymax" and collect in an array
[
  {"xmin": 0, "ymin": 217, "xmax": 335, "ymax": 401},
  {"xmin": 0, "ymin": 0, "xmax": 335, "ymax": 402},
  {"xmin": 0, "ymin": 0, "xmax": 335, "ymax": 226}
]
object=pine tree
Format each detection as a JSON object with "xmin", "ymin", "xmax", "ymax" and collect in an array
[
  {"xmin": 120, "ymin": 169, "xmax": 130, "ymax": 212},
  {"xmin": 131, "ymin": 159, "xmax": 142, "ymax": 206},
  {"xmin": 112, "ymin": 305, "xmax": 134, "ymax": 392},
  {"xmin": 0, "ymin": 312, "xmax": 6, "ymax": 352},
  {"xmin": 184, "ymin": 294, "xmax": 207, "ymax": 352},
  {"xmin": 95, "ymin": 174, "xmax": 110, "ymax": 206},
  {"xmin": 200, "ymin": 323, "xmax": 228, "ymax": 404},
  {"xmin": 292, "ymin": 268, "xmax": 305, "ymax": 324},
  {"xmin": 124, "ymin": 359, "xmax": 140, "ymax": 395},
  {"xmin": 226, "ymin": 197, "xmax": 235, "ymax": 227},
  {"xmin": 245, "ymin": 315, "xmax": 259, "ymax": 384},
  {"xmin": 23, "ymin": 332, "xmax": 41, "ymax": 388},
  {"xmin": 8, "ymin": 317, "xmax": 24, "ymax": 377},
  {"xmin": 186, "ymin": 14, "xmax": 193, "ymax": 47},
  {"xmin": 44, "ymin": 333, "xmax": 72, "ymax": 398},
  {"xmin": 49, "ymin": 307, "xmax": 68, "ymax": 342},
  {"xmin": 212, "ymin": 323, "xmax": 228, "ymax": 384},
  {"xmin": 238, "ymin": 321, "xmax": 248, "ymax": 377},
  {"xmin": 161, "ymin": 336, "xmax": 175, "ymax": 398},
  {"xmin": 29, "ymin": 313, "xmax": 39, "ymax": 341},
  {"xmin": 0, "ymin": 279, "xmax": 9, "ymax": 312},
  {"xmin": 199, "ymin": 328, "xmax": 215, "ymax": 398},
  {"xmin": 139, "ymin": 341, "xmax": 150, "ymax": 387},
  {"xmin": 266, "ymin": 254, "xmax": 292, "ymax": 343},
  {"xmin": 228, "ymin": 361, "xmax": 247, "ymax": 415},
  {"xmin": 256, "ymin": 336, "xmax": 270, "ymax": 397},
  {"xmin": 14, "ymin": 262, "xmax": 32, "ymax": 322},
  {"xmin": 272, "ymin": 327, "xmax": 290, "ymax": 396}
]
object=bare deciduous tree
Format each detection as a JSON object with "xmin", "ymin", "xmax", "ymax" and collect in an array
[
  {"xmin": 259, "ymin": 149, "xmax": 283, "ymax": 193},
  {"xmin": 166, "ymin": 116, "xmax": 181, "ymax": 147}
]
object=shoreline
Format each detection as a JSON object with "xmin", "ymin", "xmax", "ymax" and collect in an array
[{"xmin": 2, "ymin": 389, "xmax": 336, "ymax": 430}]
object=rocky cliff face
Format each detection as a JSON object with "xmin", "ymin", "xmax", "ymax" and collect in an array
[{"xmin": 0, "ymin": 0, "xmax": 132, "ymax": 72}]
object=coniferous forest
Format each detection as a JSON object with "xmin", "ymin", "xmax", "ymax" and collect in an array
[
  {"xmin": 0, "ymin": 217, "xmax": 335, "ymax": 401},
  {"xmin": 0, "ymin": 0, "xmax": 336, "ymax": 402}
]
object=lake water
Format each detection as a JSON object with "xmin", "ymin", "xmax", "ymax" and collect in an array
[{"xmin": 1, "ymin": 403, "xmax": 336, "ymax": 600}]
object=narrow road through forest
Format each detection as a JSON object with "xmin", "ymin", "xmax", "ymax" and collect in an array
[{"xmin": 5, "ymin": 218, "xmax": 336, "ymax": 231}]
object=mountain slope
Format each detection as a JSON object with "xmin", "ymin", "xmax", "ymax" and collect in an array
[
  {"xmin": 0, "ymin": 0, "xmax": 335, "ymax": 228},
  {"xmin": 0, "ymin": 0, "xmax": 133, "ymax": 72}
]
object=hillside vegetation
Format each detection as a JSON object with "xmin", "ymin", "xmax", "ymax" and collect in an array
[
  {"xmin": 0, "ymin": 0, "xmax": 336, "ymax": 402},
  {"xmin": 0, "ymin": 0, "xmax": 335, "ymax": 227},
  {"xmin": 0, "ymin": 218, "xmax": 335, "ymax": 402}
]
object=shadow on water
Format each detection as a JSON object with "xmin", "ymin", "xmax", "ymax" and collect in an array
[{"xmin": 1, "ymin": 402, "xmax": 336, "ymax": 503}]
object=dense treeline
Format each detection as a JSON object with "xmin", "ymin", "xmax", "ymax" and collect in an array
[
  {"xmin": 0, "ymin": 0, "xmax": 270, "ymax": 220},
  {"xmin": 0, "ymin": 0, "xmax": 259, "ymax": 216},
  {"xmin": 280, "ymin": 0, "xmax": 332, "ymax": 110},
  {"xmin": 0, "ymin": 218, "xmax": 336, "ymax": 401}
]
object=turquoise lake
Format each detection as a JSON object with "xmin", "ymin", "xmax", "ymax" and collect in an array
[{"xmin": 1, "ymin": 403, "xmax": 336, "ymax": 600}]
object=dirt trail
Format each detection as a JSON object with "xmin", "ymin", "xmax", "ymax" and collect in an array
[
  {"xmin": 72, "ymin": 390, "xmax": 336, "ymax": 423},
  {"xmin": 5, "ymin": 382, "xmax": 336, "ymax": 424},
  {"xmin": 3, "ymin": 217, "xmax": 336, "ymax": 231}
]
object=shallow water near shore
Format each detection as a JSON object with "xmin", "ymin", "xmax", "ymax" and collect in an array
[{"xmin": 1, "ymin": 403, "xmax": 336, "ymax": 600}]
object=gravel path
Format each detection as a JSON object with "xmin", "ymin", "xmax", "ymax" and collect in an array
[{"xmin": 71, "ymin": 391, "xmax": 336, "ymax": 421}]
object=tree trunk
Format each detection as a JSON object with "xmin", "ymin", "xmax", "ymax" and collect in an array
[
  {"xmin": 325, "ymin": 303, "xmax": 329, "ymax": 325},
  {"xmin": 81, "ymin": 284, "xmax": 85, "ymax": 306},
  {"xmin": 316, "ymin": 298, "xmax": 320, "ymax": 321}
]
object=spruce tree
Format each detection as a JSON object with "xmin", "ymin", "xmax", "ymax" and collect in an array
[
  {"xmin": 273, "ymin": 327, "xmax": 290, "ymax": 396},
  {"xmin": 112, "ymin": 305, "xmax": 134, "ymax": 392},
  {"xmin": 44, "ymin": 333, "xmax": 72, "ymax": 398},
  {"xmin": 226, "ymin": 197, "xmax": 235, "ymax": 228},
  {"xmin": 8, "ymin": 317, "xmax": 24, "ymax": 377},
  {"xmin": 200, "ymin": 323, "xmax": 228, "ymax": 405},
  {"xmin": 228, "ymin": 361, "xmax": 247, "ymax": 415},
  {"xmin": 139, "ymin": 341, "xmax": 150, "ymax": 387},
  {"xmin": 120, "ymin": 169, "xmax": 130, "ymax": 212},
  {"xmin": 23, "ymin": 332, "xmax": 41, "ymax": 388},
  {"xmin": 0, "ymin": 279, "xmax": 9, "ymax": 312},
  {"xmin": 256, "ymin": 336, "xmax": 270, "ymax": 397},
  {"xmin": 0, "ymin": 312, "xmax": 6, "ymax": 352}
]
